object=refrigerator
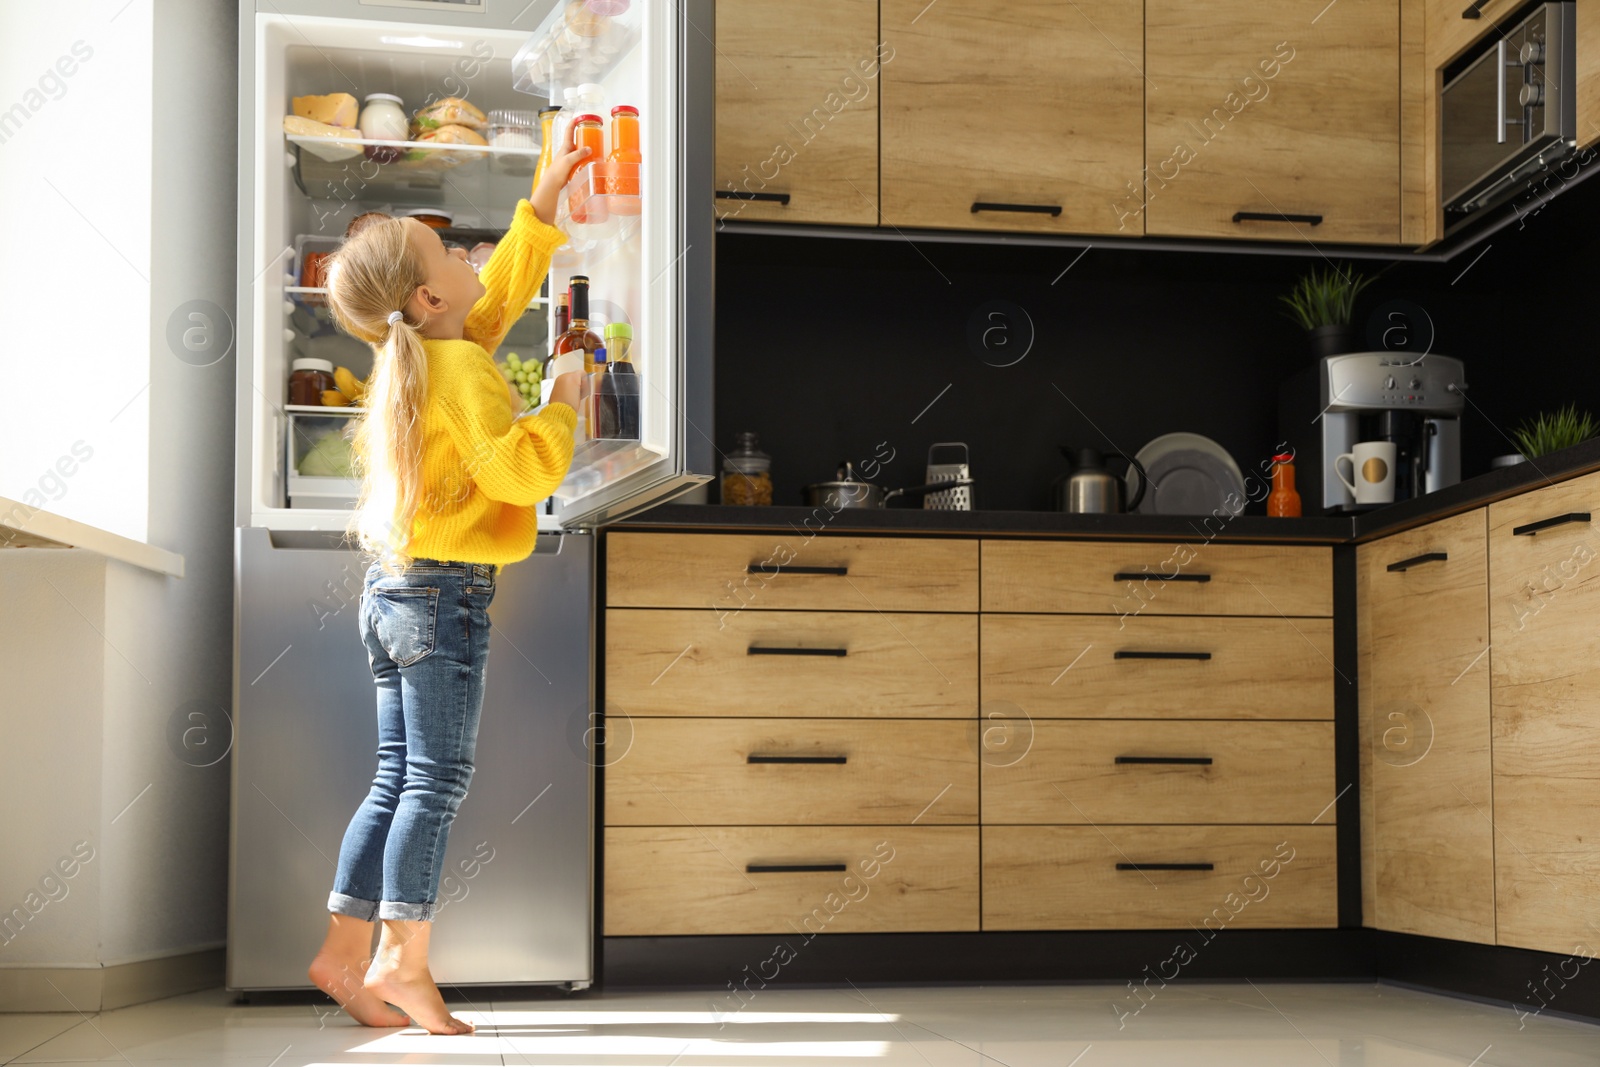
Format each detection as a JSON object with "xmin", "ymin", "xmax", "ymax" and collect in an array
[{"xmin": 227, "ymin": 0, "xmax": 713, "ymax": 991}]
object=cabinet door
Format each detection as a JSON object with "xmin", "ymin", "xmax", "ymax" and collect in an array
[
  {"xmin": 715, "ymin": 0, "xmax": 880, "ymax": 225},
  {"xmin": 1488, "ymin": 472, "xmax": 1600, "ymax": 955},
  {"xmin": 1580, "ymin": 0, "xmax": 1600, "ymax": 151},
  {"xmin": 1144, "ymin": 0, "xmax": 1400, "ymax": 244},
  {"xmin": 1356, "ymin": 509, "xmax": 1495, "ymax": 945},
  {"xmin": 880, "ymin": 0, "xmax": 1145, "ymax": 235}
]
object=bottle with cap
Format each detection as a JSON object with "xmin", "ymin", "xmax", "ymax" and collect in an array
[
  {"xmin": 721, "ymin": 431, "xmax": 773, "ymax": 506},
  {"xmin": 1267, "ymin": 452, "xmax": 1302, "ymax": 517}
]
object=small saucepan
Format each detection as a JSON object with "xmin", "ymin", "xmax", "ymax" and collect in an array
[{"xmin": 802, "ymin": 461, "xmax": 975, "ymax": 510}]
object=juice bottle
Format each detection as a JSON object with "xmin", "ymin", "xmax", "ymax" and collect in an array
[
  {"xmin": 607, "ymin": 104, "xmax": 641, "ymax": 205},
  {"xmin": 567, "ymin": 113, "xmax": 606, "ymax": 222},
  {"xmin": 1267, "ymin": 453, "xmax": 1302, "ymax": 517},
  {"xmin": 530, "ymin": 106, "xmax": 562, "ymax": 191}
]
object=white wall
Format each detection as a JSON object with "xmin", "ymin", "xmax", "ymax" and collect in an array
[
  {"xmin": 0, "ymin": 0, "xmax": 238, "ymax": 1006},
  {"xmin": 0, "ymin": 0, "xmax": 154, "ymax": 542}
]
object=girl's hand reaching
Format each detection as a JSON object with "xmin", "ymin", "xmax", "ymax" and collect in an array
[
  {"xmin": 531, "ymin": 144, "xmax": 594, "ymax": 226},
  {"xmin": 549, "ymin": 369, "xmax": 582, "ymax": 412}
]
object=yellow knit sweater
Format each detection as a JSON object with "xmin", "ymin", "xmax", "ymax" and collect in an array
[{"xmin": 405, "ymin": 200, "xmax": 576, "ymax": 566}]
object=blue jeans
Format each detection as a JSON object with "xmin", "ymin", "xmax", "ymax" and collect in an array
[{"xmin": 328, "ymin": 558, "xmax": 497, "ymax": 922}]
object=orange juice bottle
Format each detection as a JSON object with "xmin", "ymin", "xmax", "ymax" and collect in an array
[{"xmin": 567, "ymin": 113, "xmax": 606, "ymax": 223}]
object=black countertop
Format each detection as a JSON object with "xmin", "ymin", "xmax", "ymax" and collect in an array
[{"xmin": 616, "ymin": 439, "xmax": 1600, "ymax": 545}]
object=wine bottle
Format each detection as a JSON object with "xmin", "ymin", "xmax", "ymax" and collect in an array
[{"xmin": 554, "ymin": 275, "xmax": 601, "ymax": 374}]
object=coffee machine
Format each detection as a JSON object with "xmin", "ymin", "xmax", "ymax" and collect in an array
[{"xmin": 1278, "ymin": 352, "xmax": 1467, "ymax": 513}]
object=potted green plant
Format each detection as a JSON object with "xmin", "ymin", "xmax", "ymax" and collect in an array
[
  {"xmin": 1279, "ymin": 263, "xmax": 1375, "ymax": 358},
  {"xmin": 1496, "ymin": 404, "xmax": 1600, "ymax": 466}
]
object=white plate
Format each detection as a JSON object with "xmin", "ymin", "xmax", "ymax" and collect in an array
[{"xmin": 1126, "ymin": 432, "xmax": 1247, "ymax": 516}]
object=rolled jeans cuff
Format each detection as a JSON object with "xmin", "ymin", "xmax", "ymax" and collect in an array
[
  {"xmin": 327, "ymin": 891, "xmax": 379, "ymax": 920},
  {"xmin": 378, "ymin": 899, "xmax": 437, "ymax": 922}
]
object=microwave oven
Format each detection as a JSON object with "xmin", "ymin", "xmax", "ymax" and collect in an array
[{"xmin": 1441, "ymin": 1, "xmax": 1576, "ymax": 218}]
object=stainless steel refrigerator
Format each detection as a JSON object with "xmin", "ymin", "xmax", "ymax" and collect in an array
[{"xmin": 228, "ymin": 0, "xmax": 713, "ymax": 991}]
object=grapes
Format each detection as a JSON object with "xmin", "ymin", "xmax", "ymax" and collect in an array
[{"xmin": 497, "ymin": 355, "xmax": 542, "ymax": 411}]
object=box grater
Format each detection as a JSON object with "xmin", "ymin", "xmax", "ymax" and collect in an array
[{"xmin": 923, "ymin": 442, "xmax": 973, "ymax": 510}]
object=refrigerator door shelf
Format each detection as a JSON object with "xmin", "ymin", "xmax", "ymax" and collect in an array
[{"xmin": 512, "ymin": 1, "xmax": 642, "ymax": 100}]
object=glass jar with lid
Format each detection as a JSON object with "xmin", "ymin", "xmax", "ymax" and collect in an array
[
  {"xmin": 721, "ymin": 431, "xmax": 773, "ymax": 506},
  {"xmin": 288, "ymin": 358, "xmax": 337, "ymax": 406}
]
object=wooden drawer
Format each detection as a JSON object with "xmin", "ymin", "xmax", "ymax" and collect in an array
[
  {"xmin": 607, "ymin": 532, "xmax": 979, "ymax": 612},
  {"xmin": 606, "ymin": 609, "xmax": 977, "ymax": 718},
  {"xmin": 981, "ymin": 614, "xmax": 1334, "ymax": 719},
  {"xmin": 607, "ymin": 717, "xmax": 978, "ymax": 825},
  {"xmin": 605, "ymin": 826, "xmax": 979, "ymax": 934},
  {"xmin": 981, "ymin": 540, "xmax": 1331, "ymax": 616},
  {"xmin": 1427, "ymin": 0, "xmax": 1522, "ymax": 67},
  {"xmin": 983, "ymin": 825, "xmax": 1337, "ymax": 930},
  {"xmin": 1488, "ymin": 471, "xmax": 1600, "ymax": 954},
  {"xmin": 982, "ymin": 720, "xmax": 1335, "ymax": 825}
]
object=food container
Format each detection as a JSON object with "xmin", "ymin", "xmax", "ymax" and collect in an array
[
  {"xmin": 285, "ymin": 409, "xmax": 360, "ymax": 510},
  {"xmin": 288, "ymin": 358, "xmax": 336, "ymax": 406},
  {"xmin": 487, "ymin": 108, "xmax": 539, "ymax": 175},
  {"xmin": 358, "ymin": 93, "xmax": 408, "ymax": 164},
  {"xmin": 468, "ymin": 241, "xmax": 496, "ymax": 273},
  {"xmin": 400, "ymin": 208, "xmax": 454, "ymax": 230},
  {"xmin": 721, "ymin": 431, "xmax": 772, "ymax": 505}
]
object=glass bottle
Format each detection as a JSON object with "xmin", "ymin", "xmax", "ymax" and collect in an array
[
  {"xmin": 567, "ymin": 113, "xmax": 606, "ymax": 222},
  {"xmin": 554, "ymin": 274, "xmax": 602, "ymax": 374},
  {"xmin": 531, "ymin": 106, "xmax": 562, "ymax": 191},
  {"xmin": 721, "ymin": 431, "xmax": 773, "ymax": 506},
  {"xmin": 1267, "ymin": 453, "xmax": 1302, "ymax": 517}
]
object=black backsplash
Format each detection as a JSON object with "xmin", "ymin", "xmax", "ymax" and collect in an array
[{"xmin": 712, "ymin": 176, "xmax": 1600, "ymax": 514}]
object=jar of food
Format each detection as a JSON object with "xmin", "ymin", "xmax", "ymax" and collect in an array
[
  {"xmin": 487, "ymin": 108, "xmax": 539, "ymax": 175},
  {"xmin": 721, "ymin": 431, "xmax": 773, "ymax": 506},
  {"xmin": 288, "ymin": 358, "xmax": 337, "ymax": 406},
  {"xmin": 359, "ymin": 93, "xmax": 408, "ymax": 163},
  {"xmin": 399, "ymin": 207, "xmax": 453, "ymax": 230}
]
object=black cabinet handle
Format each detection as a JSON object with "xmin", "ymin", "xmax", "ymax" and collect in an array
[
  {"xmin": 747, "ymin": 862, "xmax": 847, "ymax": 873},
  {"xmin": 1387, "ymin": 551, "xmax": 1449, "ymax": 572},
  {"xmin": 1113, "ymin": 571, "xmax": 1212, "ymax": 583},
  {"xmin": 747, "ymin": 564, "xmax": 848, "ymax": 575},
  {"xmin": 1114, "ymin": 650, "xmax": 1213, "ymax": 661},
  {"xmin": 1513, "ymin": 512, "xmax": 1592, "ymax": 536},
  {"xmin": 1462, "ymin": 0, "xmax": 1488, "ymax": 17},
  {"xmin": 717, "ymin": 190, "xmax": 791, "ymax": 204},
  {"xmin": 748, "ymin": 646, "xmax": 848, "ymax": 657},
  {"xmin": 747, "ymin": 754, "xmax": 848, "ymax": 764},
  {"xmin": 1233, "ymin": 211, "xmax": 1323, "ymax": 226},
  {"xmin": 972, "ymin": 201, "xmax": 1063, "ymax": 217},
  {"xmin": 1115, "ymin": 755, "xmax": 1214, "ymax": 766},
  {"xmin": 1117, "ymin": 862, "xmax": 1214, "ymax": 872}
]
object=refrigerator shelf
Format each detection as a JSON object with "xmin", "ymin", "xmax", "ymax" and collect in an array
[
  {"xmin": 289, "ymin": 138, "xmax": 545, "ymax": 211},
  {"xmin": 511, "ymin": 1, "xmax": 642, "ymax": 100}
]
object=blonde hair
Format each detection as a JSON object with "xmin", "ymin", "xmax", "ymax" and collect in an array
[{"xmin": 324, "ymin": 217, "xmax": 429, "ymax": 573}]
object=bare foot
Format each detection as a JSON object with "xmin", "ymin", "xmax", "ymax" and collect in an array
[
  {"xmin": 364, "ymin": 960, "xmax": 474, "ymax": 1035},
  {"xmin": 308, "ymin": 952, "xmax": 409, "ymax": 1027}
]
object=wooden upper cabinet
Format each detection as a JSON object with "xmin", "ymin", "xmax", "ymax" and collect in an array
[
  {"xmin": 879, "ymin": 0, "xmax": 1146, "ymax": 236},
  {"xmin": 714, "ymin": 0, "xmax": 881, "ymax": 226},
  {"xmin": 1425, "ymin": 0, "xmax": 1523, "ymax": 68},
  {"xmin": 1144, "ymin": 0, "xmax": 1401, "ymax": 244},
  {"xmin": 1355, "ymin": 509, "xmax": 1495, "ymax": 946},
  {"xmin": 1579, "ymin": 0, "xmax": 1600, "ymax": 150}
]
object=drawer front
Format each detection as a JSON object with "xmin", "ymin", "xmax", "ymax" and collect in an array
[
  {"xmin": 607, "ymin": 532, "xmax": 979, "ymax": 611},
  {"xmin": 982, "ymin": 720, "xmax": 1335, "ymax": 825},
  {"xmin": 605, "ymin": 826, "xmax": 979, "ymax": 934},
  {"xmin": 607, "ymin": 717, "xmax": 979, "ymax": 825},
  {"xmin": 983, "ymin": 825, "xmax": 1337, "ymax": 930},
  {"xmin": 981, "ymin": 614, "xmax": 1334, "ymax": 719},
  {"xmin": 607, "ymin": 609, "xmax": 978, "ymax": 718},
  {"xmin": 982, "ymin": 540, "xmax": 1332, "ymax": 616}
]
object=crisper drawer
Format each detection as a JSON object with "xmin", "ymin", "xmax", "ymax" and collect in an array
[
  {"xmin": 607, "ymin": 718, "xmax": 978, "ymax": 825},
  {"xmin": 604, "ymin": 826, "xmax": 979, "ymax": 934},
  {"xmin": 982, "ymin": 720, "xmax": 1335, "ymax": 825},
  {"xmin": 606, "ymin": 608, "xmax": 978, "ymax": 717},
  {"xmin": 981, "ymin": 540, "xmax": 1332, "ymax": 616},
  {"xmin": 981, "ymin": 614, "xmax": 1334, "ymax": 719},
  {"xmin": 983, "ymin": 825, "xmax": 1337, "ymax": 930},
  {"xmin": 606, "ymin": 532, "xmax": 979, "ymax": 611}
]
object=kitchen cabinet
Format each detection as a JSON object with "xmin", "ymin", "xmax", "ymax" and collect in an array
[
  {"xmin": 878, "ymin": 0, "xmax": 1146, "ymax": 236},
  {"xmin": 1580, "ymin": 0, "xmax": 1600, "ymax": 150},
  {"xmin": 1356, "ymin": 509, "xmax": 1495, "ymax": 946},
  {"xmin": 978, "ymin": 537, "xmax": 1339, "ymax": 930},
  {"xmin": 1487, "ymin": 471, "xmax": 1600, "ymax": 956},
  {"xmin": 1143, "ymin": 0, "xmax": 1401, "ymax": 244},
  {"xmin": 715, "ymin": 0, "xmax": 881, "ymax": 226},
  {"xmin": 601, "ymin": 532, "xmax": 982, "ymax": 936},
  {"xmin": 1425, "ymin": 0, "xmax": 1523, "ymax": 68}
]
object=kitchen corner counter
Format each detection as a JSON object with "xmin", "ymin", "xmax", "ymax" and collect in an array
[
  {"xmin": 614, "ymin": 504, "xmax": 1353, "ymax": 543},
  {"xmin": 0, "ymin": 497, "xmax": 185, "ymax": 578}
]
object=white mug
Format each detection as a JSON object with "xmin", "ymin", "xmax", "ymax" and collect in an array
[{"xmin": 1334, "ymin": 441, "xmax": 1397, "ymax": 504}]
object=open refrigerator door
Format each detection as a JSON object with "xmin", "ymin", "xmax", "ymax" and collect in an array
[{"xmin": 238, "ymin": 0, "xmax": 712, "ymax": 534}]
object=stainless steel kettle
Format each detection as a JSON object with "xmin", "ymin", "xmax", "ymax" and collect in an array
[{"xmin": 1054, "ymin": 446, "xmax": 1150, "ymax": 514}]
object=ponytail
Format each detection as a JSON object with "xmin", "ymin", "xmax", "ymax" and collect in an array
[{"xmin": 322, "ymin": 218, "xmax": 430, "ymax": 573}]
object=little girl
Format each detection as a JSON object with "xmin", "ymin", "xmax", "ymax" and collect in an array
[{"xmin": 306, "ymin": 142, "xmax": 591, "ymax": 1035}]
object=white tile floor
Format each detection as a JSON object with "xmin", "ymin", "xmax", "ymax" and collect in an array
[{"xmin": 1, "ymin": 981, "xmax": 1597, "ymax": 1066}]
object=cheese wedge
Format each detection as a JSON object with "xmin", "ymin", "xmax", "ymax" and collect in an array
[
  {"xmin": 283, "ymin": 114, "xmax": 363, "ymax": 162},
  {"xmin": 292, "ymin": 92, "xmax": 358, "ymax": 128}
]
